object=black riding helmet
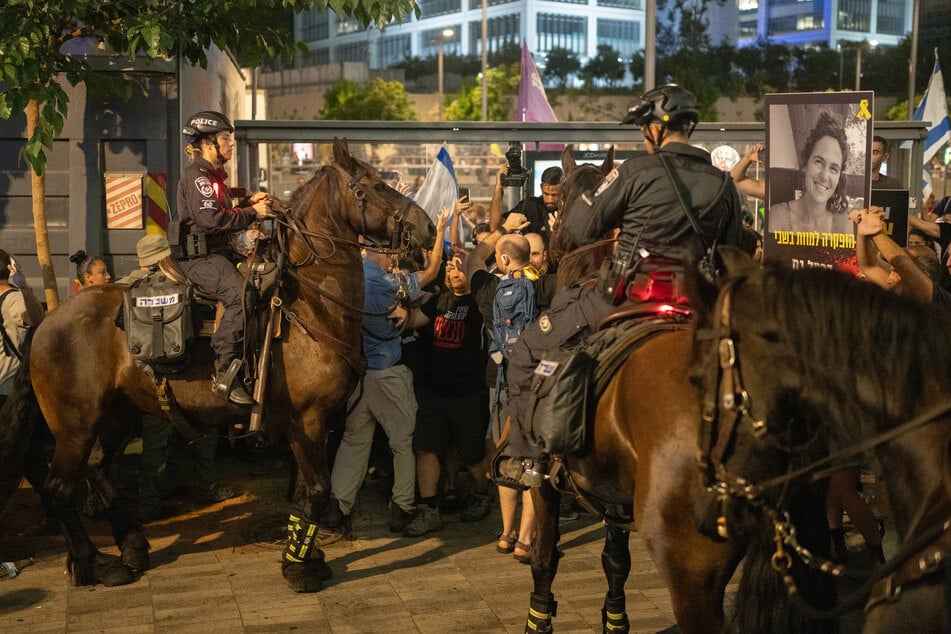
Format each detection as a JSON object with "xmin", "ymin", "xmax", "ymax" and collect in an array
[
  {"xmin": 182, "ymin": 110, "xmax": 234, "ymax": 145},
  {"xmin": 621, "ymin": 84, "xmax": 699, "ymax": 129}
]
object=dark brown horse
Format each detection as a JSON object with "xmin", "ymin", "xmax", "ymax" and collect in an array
[
  {"xmin": 0, "ymin": 138, "xmax": 434, "ymax": 591},
  {"xmin": 690, "ymin": 249, "xmax": 951, "ymax": 632},
  {"xmin": 518, "ymin": 150, "xmax": 834, "ymax": 633}
]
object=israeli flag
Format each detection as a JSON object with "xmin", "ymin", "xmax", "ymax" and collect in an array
[
  {"xmin": 414, "ymin": 147, "xmax": 459, "ymax": 253},
  {"xmin": 913, "ymin": 51, "xmax": 950, "ymax": 199}
]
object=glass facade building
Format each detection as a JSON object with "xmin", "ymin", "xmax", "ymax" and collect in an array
[{"xmin": 293, "ymin": 0, "xmax": 643, "ymax": 84}]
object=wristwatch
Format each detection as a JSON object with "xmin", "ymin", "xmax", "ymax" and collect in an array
[{"xmin": 497, "ymin": 225, "xmax": 508, "ymax": 235}]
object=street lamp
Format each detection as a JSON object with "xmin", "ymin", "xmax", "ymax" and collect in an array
[
  {"xmin": 837, "ymin": 42, "xmax": 843, "ymax": 91},
  {"xmin": 437, "ymin": 28, "xmax": 454, "ymax": 121},
  {"xmin": 855, "ymin": 39, "xmax": 878, "ymax": 91}
]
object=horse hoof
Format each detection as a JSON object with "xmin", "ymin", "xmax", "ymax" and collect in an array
[
  {"xmin": 121, "ymin": 546, "xmax": 151, "ymax": 573},
  {"xmin": 69, "ymin": 553, "xmax": 134, "ymax": 587},
  {"xmin": 282, "ymin": 560, "xmax": 332, "ymax": 593},
  {"xmin": 121, "ymin": 532, "xmax": 152, "ymax": 572}
]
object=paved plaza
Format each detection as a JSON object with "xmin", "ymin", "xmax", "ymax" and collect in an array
[{"xmin": 0, "ymin": 445, "xmax": 692, "ymax": 633}]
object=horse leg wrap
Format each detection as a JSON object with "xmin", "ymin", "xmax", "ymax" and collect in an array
[
  {"xmin": 283, "ymin": 513, "xmax": 318, "ymax": 563},
  {"xmin": 525, "ymin": 592, "xmax": 557, "ymax": 633},
  {"xmin": 601, "ymin": 594, "xmax": 630, "ymax": 633}
]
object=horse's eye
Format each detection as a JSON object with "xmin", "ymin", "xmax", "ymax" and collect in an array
[{"xmin": 757, "ymin": 330, "xmax": 781, "ymax": 343}]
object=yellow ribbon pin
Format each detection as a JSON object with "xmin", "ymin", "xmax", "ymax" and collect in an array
[{"xmin": 857, "ymin": 99, "xmax": 872, "ymax": 120}]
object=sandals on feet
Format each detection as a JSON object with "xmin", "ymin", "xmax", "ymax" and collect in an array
[
  {"xmin": 496, "ymin": 533, "xmax": 517, "ymax": 554},
  {"xmin": 513, "ymin": 541, "xmax": 533, "ymax": 564}
]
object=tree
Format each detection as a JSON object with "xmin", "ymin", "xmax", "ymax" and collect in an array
[
  {"xmin": 319, "ymin": 78, "xmax": 416, "ymax": 121},
  {"xmin": 0, "ymin": 0, "xmax": 418, "ymax": 308},
  {"xmin": 543, "ymin": 47, "xmax": 580, "ymax": 88},
  {"xmin": 579, "ymin": 44, "xmax": 626, "ymax": 89},
  {"xmin": 443, "ymin": 64, "xmax": 520, "ymax": 121}
]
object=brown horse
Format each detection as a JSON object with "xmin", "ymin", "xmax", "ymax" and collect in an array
[
  {"xmin": 0, "ymin": 138, "xmax": 434, "ymax": 591},
  {"xmin": 690, "ymin": 249, "xmax": 951, "ymax": 632},
  {"xmin": 518, "ymin": 150, "xmax": 833, "ymax": 633}
]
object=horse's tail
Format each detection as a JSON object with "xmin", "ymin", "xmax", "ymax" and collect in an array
[
  {"xmin": 0, "ymin": 332, "xmax": 43, "ymax": 512},
  {"xmin": 729, "ymin": 483, "xmax": 837, "ymax": 633}
]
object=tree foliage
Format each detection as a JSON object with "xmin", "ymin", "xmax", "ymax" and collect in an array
[
  {"xmin": 319, "ymin": 78, "xmax": 416, "ymax": 121},
  {"xmin": 0, "ymin": 0, "xmax": 420, "ymax": 175},
  {"xmin": 543, "ymin": 47, "xmax": 581, "ymax": 88},
  {"xmin": 443, "ymin": 63, "xmax": 519, "ymax": 121},
  {"xmin": 579, "ymin": 45, "xmax": 626, "ymax": 89}
]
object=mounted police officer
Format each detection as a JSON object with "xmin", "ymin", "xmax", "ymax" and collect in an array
[
  {"xmin": 500, "ymin": 84, "xmax": 744, "ymax": 485},
  {"xmin": 171, "ymin": 110, "xmax": 275, "ymax": 404}
]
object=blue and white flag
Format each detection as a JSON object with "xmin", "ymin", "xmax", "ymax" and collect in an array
[
  {"xmin": 414, "ymin": 147, "xmax": 459, "ymax": 253},
  {"xmin": 913, "ymin": 51, "xmax": 950, "ymax": 199}
]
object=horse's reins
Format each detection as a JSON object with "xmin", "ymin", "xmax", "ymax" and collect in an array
[{"xmin": 698, "ymin": 279, "xmax": 951, "ymax": 617}]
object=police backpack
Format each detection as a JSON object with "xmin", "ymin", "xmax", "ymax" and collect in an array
[{"xmin": 123, "ymin": 271, "xmax": 194, "ymax": 365}]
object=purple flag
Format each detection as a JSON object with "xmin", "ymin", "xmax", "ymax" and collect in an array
[{"xmin": 517, "ymin": 41, "xmax": 558, "ymax": 123}]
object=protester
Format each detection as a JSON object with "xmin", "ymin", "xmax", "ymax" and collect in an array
[
  {"xmin": 730, "ymin": 143, "xmax": 766, "ymax": 200},
  {"xmin": 324, "ymin": 209, "xmax": 449, "ymax": 534},
  {"xmin": 403, "ymin": 255, "xmax": 492, "ymax": 537},
  {"xmin": 70, "ymin": 250, "xmax": 111, "ymax": 288}
]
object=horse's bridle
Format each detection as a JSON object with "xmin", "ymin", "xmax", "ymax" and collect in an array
[
  {"xmin": 276, "ymin": 163, "xmax": 415, "ymax": 269},
  {"xmin": 696, "ymin": 278, "xmax": 951, "ymax": 618}
]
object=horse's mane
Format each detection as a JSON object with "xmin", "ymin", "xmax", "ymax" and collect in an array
[
  {"xmin": 750, "ymin": 262, "xmax": 951, "ymax": 424},
  {"xmin": 289, "ymin": 165, "xmax": 342, "ymax": 216}
]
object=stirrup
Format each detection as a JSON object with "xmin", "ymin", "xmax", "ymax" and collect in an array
[
  {"xmin": 212, "ymin": 359, "xmax": 243, "ymax": 401},
  {"xmin": 492, "ymin": 454, "xmax": 547, "ymax": 488}
]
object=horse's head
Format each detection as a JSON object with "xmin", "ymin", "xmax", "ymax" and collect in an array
[
  {"xmin": 686, "ymin": 247, "xmax": 827, "ymax": 538},
  {"xmin": 332, "ymin": 138, "xmax": 435, "ymax": 252},
  {"xmin": 549, "ymin": 144, "xmax": 616, "ymax": 259},
  {"xmin": 289, "ymin": 138, "xmax": 435, "ymax": 259},
  {"xmin": 548, "ymin": 145, "xmax": 617, "ymax": 287}
]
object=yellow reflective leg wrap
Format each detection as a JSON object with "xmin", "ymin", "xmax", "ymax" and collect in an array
[{"xmin": 283, "ymin": 514, "xmax": 317, "ymax": 564}]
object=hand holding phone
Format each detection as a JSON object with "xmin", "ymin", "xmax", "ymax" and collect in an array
[
  {"xmin": 458, "ymin": 186, "xmax": 470, "ymax": 201},
  {"xmin": 8, "ymin": 255, "xmax": 25, "ymax": 288}
]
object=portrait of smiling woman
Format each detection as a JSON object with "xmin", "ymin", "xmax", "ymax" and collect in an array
[{"xmin": 769, "ymin": 110, "xmax": 855, "ymax": 234}]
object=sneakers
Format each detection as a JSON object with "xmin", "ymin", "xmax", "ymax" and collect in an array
[
  {"xmin": 459, "ymin": 492, "xmax": 492, "ymax": 523},
  {"xmin": 321, "ymin": 496, "xmax": 350, "ymax": 530},
  {"xmin": 403, "ymin": 505, "xmax": 443, "ymax": 537},
  {"xmin": 388, "ymin": 503, "xmax": 415, "ymax": 533}
]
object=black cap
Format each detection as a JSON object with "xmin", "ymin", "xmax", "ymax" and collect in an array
[{"xmin": 182, "ymin": 110, "xmax": 234, "ymax": 139}]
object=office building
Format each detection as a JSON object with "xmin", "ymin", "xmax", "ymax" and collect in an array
[{"xmin": 294, "ymin": 0, "xmax": 644, "ymax": 83}]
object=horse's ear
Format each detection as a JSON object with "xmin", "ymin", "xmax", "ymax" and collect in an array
[
  {"xmin": 332, "ymin": 137, "xmax": 355, "ymax": 169},
  {"xmin": 717, "ymin": 245, "xmax": 757, "ymax": 278},
  {"xmin": 562, "ymin": 144, "xmax": 577, "ymax": 174},
  {"xmin": 600, "ymin": 146, "xmax": 615, "ymax": 176},
  {"xmin": 684, "ymin": 254, "xmax": 719, "ymax": 319}
]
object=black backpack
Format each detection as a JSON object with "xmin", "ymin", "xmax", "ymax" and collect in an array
[{"xmin": 123, "ymin": 271, "xmax": 194, "ymax": 364}]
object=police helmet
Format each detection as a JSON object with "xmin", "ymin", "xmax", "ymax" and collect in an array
[
  {"xmin": 182, "ymin": 111, "xmax": 234, "ymax": 142},
  {"xmin": 621, "ymin": 84, "xmax": 699, "ymax": 128}
]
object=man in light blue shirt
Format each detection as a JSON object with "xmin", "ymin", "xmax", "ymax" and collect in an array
[{"xmin": 327, "ymin": 211, "xmax": 448, "ymax": 533}]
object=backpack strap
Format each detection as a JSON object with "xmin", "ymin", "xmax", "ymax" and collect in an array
[{"xmin": 0, "ymin": 289, "xmax": 23, "ymax": 361}]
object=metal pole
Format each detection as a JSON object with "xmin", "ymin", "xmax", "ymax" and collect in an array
[
  {"xmin": 644, "ymin": 0, "xmax": 655, "ymax": 90},
  {"xmin": 481, "ymin": 0, "xmax": 488, "ymax": 121},
  {"xmin": 855, "ymin": 44, "xmax": 863, "ymax": 91},
  {"xmin": 908, "ymin": 0, "xmax": 920, "ymax": 118},
  {"xmin": 438, "ymin": 41, "xmax": 444, "ymax": 122},
  {"xmin": 838, "ymin": 43, "xmax": 843, "ymax": 91}
]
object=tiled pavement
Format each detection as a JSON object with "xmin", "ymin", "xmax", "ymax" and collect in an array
[{"xmin": 0, "ymin": 452, "xmax": 691, "ymax": 633}]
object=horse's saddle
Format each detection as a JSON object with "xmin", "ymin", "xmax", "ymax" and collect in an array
[
  {"xmin": 156, "ymin": 256, "xmax": 279, "ymax": 338},
  {"xmin": 527, "ymin": 302, "xmax": 693, "ymax": 456}
]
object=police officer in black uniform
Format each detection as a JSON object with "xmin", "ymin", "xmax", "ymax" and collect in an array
[
  {"xmin": 171, "ymin": 110, "xmax": 274, "ymax": 404},
  {"xmin": 501, "ymin": 84, "xmax": 744, "ymax": 483}
]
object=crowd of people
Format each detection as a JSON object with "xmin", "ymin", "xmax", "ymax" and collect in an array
[{"xmin": 3, "ymin": 91, "xmax": 950, "ymax": 572}]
